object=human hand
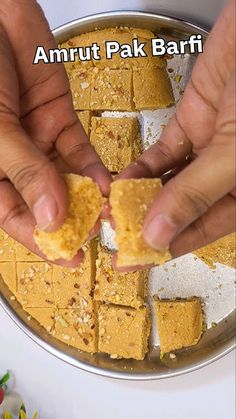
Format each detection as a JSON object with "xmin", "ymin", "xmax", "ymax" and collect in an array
[
  {"xmin": 118, "ymin": 0, "xmax": 236, "ymax": 259},
  {"xmin": 0, "ymin": 0, "xmax": 111, "ymax": 266}
]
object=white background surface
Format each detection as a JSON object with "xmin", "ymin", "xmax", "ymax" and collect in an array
[{"xmin": 0, "ymin": 1, "xmax": 235, "ymax": 418}]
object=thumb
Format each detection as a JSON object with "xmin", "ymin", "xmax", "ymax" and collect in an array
[
  {"xmin": 142, "ymin": 137, "xmax": 235, "ymax": 251},
  {"xmin": 0, "ymin": 122, "xmax": 67, "ymax": 231}
]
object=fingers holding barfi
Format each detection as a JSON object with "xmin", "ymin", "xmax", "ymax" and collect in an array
[{"xmin": 0, "ymin": 179, "xmax": 84, "ymax": 267}]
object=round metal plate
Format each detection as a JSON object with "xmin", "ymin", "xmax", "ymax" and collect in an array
[{"xmin": 0, "ymin": 11, "xmax": 235, "ymax": 380}]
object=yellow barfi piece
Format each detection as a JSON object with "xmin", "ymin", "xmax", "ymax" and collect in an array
[
  {"xmin": 16, "ymin": 262, "xmax": 54, "ymax": 308},
  {"xmin": 0, "ymin": 229, "xmax": 15, "ymax": 261},
  {"xmin": 155, "ymin": 298, "xmax": 203, "ymax": 355},
  {"xmin": 194, "ymin": 233, "xmax": 236, "ymax": 269},
  {"xmin": 133, "ymin": 67, "xmax": 174, "ymax": 110},
  {"xmin": 110, "ymin": 179, "xmax": 171, "ymax": 267},
  {"xmin": 94, "ymin": 245, "xmax": 148, "ymax": 308},
  {"xmin": 98, "ymin": 304, "xmax": 151, "ymax": 360},
  {"xmin": 89, "ymin": 27, "xmax": 166, "ymax": 69},
  {"xmin": 69, "ymin": 69, "xmax": 92, "ymax": 110},
  {"xmin": 34, "ymin": 174, "xmax": 103, "ymax": 261},
  {"xmin": 90, "ymin": 68, "xmax": 134, "ymax": 111},
  {"xmin": 15, "ymin": 241, "xmax": 43, "ymax": 262},
  {"xmin": 52, "ymin": 240, "xmax": 97, "ymax": 307},
  {"xmin": 61, "ymin": 32, "xmax": 93, "ymax": 75},
  {"xmin": 26, "ymin": 307, "xmax": 55, "ymax": 333},
  {"xmin": 0, "ymin": 262, "xmax": 17, "ymax": 293},
  {"xmin": 76, "ymin": 110, "xmax": 91, "ymax": 136},
  {"xmin": 54, "ymin": 305, "xmax": 98, "ymax": 353},
  {"xmin": 90, "ymin": 117, "xmax": 142, "ymax": 173}
]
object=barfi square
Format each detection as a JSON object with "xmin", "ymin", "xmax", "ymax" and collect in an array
[
  {"xmin": 69, "ymin": 69, "xmax": 92, "ymax": 110},
  {"xmin": 16, "ymin": 262, "xmax": 54, "ymax": 308},
  {"xmin": 90, "ymin": 28, "xmax": 133, "ymax": 69},
  {"xmin": 0, "ymin": 262, "xmax": 17, "ymax": 294},
  {"xmin": 61, "ymin": 33, "xmax": 93, "ymax": 76},
  {"xmin": 133, "ymin": 67, "xmax": 174, "ymax": 110},
  {"xmin": 52, "ymin": 240, "xmax": 97, "ymax": 308},
  {"xmin": 90, "ymin": 117, "xmax": 142, "ymax": 173},
  {"xmin": 76, "ymin": 110, "xmax": 91, "ymax": 136},
  {"xmin": 54, "ymin": 306, "xmax": 98, "ymax": 353},
  {"xmin": 98, "ymin": 304, "xmax": 151, "ymax": 360},
  {"xmin": 26, "ymin": 307, "xmax": 55, "ymax": 334},
  {"xmin": 110, "ymin": 179, "xmax": 171, "ymax": 267},
  {"xmin": 155, "ymin": 298, "xmax": 203, "ymax": 355},
  {"xmin": 90, "ymin": 68, "xmax": 134, "ymax": 111},
  {"xmin": 94, "ymin": 245, "xmax": 148, "ymax": 308},
  {"xmin": 0, "ymin": 229, "xmax": 15, "ymax": 261}
]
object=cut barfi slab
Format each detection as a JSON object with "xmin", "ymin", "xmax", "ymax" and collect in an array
[
  {"xmin": 34, "ymin": 174, "xmax": 103, "ymax": 261},
  {"xmin": 90, "ymin": 68, "xmax": 134, "ymax": 111},
  {"xmin": 15, "ymin": 241, "xmax": 43, "ymax": 262},
  {"xmin": 94, "ymin": 245, "xmax": 148, "ymax": 308},
  {"xmin": 16, "ymin": 262, "xmax": 54, "ymax": 308},
  {"xmin": 90, "ymin": 117, "xmax": 142, "ymax": 173},
  {"xmin": 0, "ymin": 229, "xmax": 15, "ymax": 261},
  {"xmin": 69, "ymin": 69, "xmax": 92, "ymax": 110},
  {"xmin": 155, "ymin": 298, "xmax": 203, "ymax": 355},
  {"xmin": 0, "ymin": 262, "xmax": 17, "ymax": 294},
  {"xmin": 110, "ymin": 179, "xmax": 171, "ymax": 267},
  {"xmin": 133, "ymin": 67, "xmax": 174, "ymax": 110},
  {"xmin": 98, "ymin": 304, "xmax": 151, "ymax": 360},
  {"xmin": 52, "ymin": 240, "xmax": 97, "ymax": 308},
  {"xmin": 26, "ymin": 307, "xmax": 55, "ymax": 334},
  {"xmin": 76, "ymin": 110, "xmax": 91, "ymax": 136},
  {"xmin": 54, "ymin": 306, "xmax": 98, "ymax": 353}
]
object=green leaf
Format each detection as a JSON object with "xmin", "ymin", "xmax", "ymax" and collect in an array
[
  {"xmin": 20, "ymin": 403, "xmax": 26, "ymax": 413},
  {"xmin": 19, "ymin": 411, "xmax": 27, "ymax": 419},
  {"xmin": 0, "ymin": 372, "xmax": 10, "ymax": 387}
]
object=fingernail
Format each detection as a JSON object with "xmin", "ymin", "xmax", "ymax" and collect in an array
[
  {"xmin": 143, "ymin": 214, "xmax": 178, "ymax": 250},
  {"xmin": 33, "ymin": 194, "xmax": 58, "ymax": 231}
]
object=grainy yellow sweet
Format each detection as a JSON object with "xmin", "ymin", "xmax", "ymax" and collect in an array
[
  {"xmin": 90, "ymin": 68, "xmax": 134, "ymax": 111},
  {"xmin": 34, "ymin": 174, "xmax": 103, "ymax": 261},
  {"xmin": 76, "ymin": 110, "xmax": 91, "ymax": 135},
  {"xmin": 194, "ymin": 233, "xmax": 236, "ymax": 269},
  {"xmin": 0, "ymin": 229, "xmax": 15, "ymax": 261},
  {"xmin": 52, "ymin": 240, "xmax": 97, "ymax": 307},
  {"xmin": 61, "ymin": 32, "xmax": 93, "ymax": 74},
  {"xmin": 98, "ymin": 304, "xmax": 151, "ymax": 360},
  {"xmin": 94, "ymin": 245, "xmax": 148, "ymax": 308},
  {"xmin": 69, "ymin": 69, "xmax": 92, "ymax": 110},
  {"xmin": 0, "ymin": 262, "xmax": 16, "ymax": 293},
  {"xmin": 54, "ymin": 306, "xmax": 98, "ymax": 353},
  {"xmin": 155, "ymin": 298, "xmax": 203, "ymax": 355},
  {"xmin": 16, "ymin": 262, "xmax": 54, "ymax": 308},
  {"xmin": 15, "ymin": 241, "xmax": 43, "ymax": 262},
  {"xmin": 26, "ymin": 307, "xmax": 55, "ymax": 333},
  {"xmin": 133, "ymin": 67, "xmax": 174, "ymax": 110},
  {"xmin": 90, "ymin": 117, "xmax": 142, "ymax": 173},
  {"xmin": 89, "ymin": 27, "xmax": 166, "ymax": 69},
  {"xmin": 110, "ymin": 179, "xmax": 171, "ymax": 267}
]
